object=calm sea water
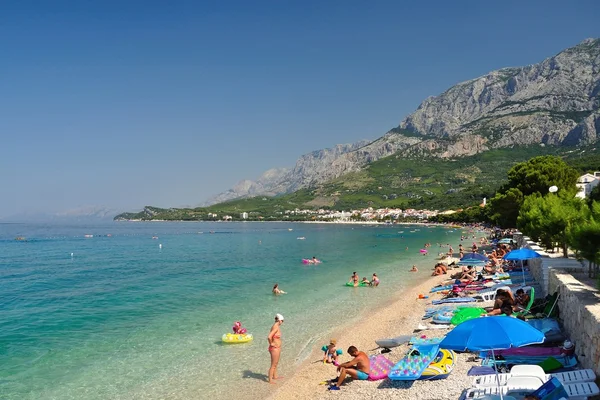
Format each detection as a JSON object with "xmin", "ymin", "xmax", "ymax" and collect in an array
[{"xmin": 0, "ymin": 222, "xmax": 464, "ymax": 400}]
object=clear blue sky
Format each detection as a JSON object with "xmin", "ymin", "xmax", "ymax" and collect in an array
[{"xmin": 1, "ymin": 0, "xmax": 599, "ymax": 217}]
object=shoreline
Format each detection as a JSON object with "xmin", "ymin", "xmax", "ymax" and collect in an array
[
  {"xmin": 114, "ymin": 219, "xmax": 454, "ymax": 227},
  {"xmin": 266, "ymin": 272, "xmax": 471, "ymax": 400}
]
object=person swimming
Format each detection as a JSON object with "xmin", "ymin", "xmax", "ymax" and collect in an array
[{"xmin": 272, "ymin": 283, "xmax": 286, "ymax": 295}]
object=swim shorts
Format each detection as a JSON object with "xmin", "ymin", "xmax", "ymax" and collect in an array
[{"xmin": 356, "ymin": 370, "xmax": 369, "ymax": 380}]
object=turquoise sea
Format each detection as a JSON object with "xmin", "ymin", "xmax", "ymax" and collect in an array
[{"xmin": 0, "ymin": 222, "xmax": 464, "ymax": 400}]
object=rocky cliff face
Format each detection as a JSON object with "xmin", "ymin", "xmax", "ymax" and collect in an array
[
  {"xmin": 399, "ymin": 38, "xmax": 600, "ymax": 149},
  {"xmin": 204, "ymin": 38, "xmax": 600, "ymax": 205}
]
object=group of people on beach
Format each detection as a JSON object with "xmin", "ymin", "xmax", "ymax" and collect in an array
[{"xmin": 486, "ymin": 287, "xmax": 531, "ymax": 317}]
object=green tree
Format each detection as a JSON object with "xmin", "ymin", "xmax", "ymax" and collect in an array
[
  {"xmin": 518, "ymin": 194, "xmax": 587, "ymax": 256},
  {"xmin": 489, "ymin": 188, "xmax": 524, "ymax": 228},
  {"xmin": 489, "ymin": 155, "xmax": 579, "ymax": 228},
  {"xmin": 588, "ymin": 184, "xmax": 600, "ymax": 206},
  {"xmin": 507, "ymin": 155, "xmax": 579, "ymax": 197},
  {"xmin": 568, "ymin": 201, "xmax": 600, "ymax": 279}
]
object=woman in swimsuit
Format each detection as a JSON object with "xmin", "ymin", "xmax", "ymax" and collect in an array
[
  {"xmin": 267, "ymin": 313, "xmax": 284, "ymax": 384},
  {"xmin": 350, "ymin": 272, "xmax": 359, "ymax": 287}
]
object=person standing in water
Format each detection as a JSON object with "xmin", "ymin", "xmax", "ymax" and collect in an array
[{"xmin": 267, "ymin": 314, "xmax": 284, "ymax": 384}]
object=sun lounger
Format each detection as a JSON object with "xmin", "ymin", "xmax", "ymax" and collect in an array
[
  {"xmin": 481, "ymin": 354, "xmax": 578, "ymax": 370},
  {"xmin": 472, "ymin": 364, "xmax": 597, "ymax": 387},
  {"xmin": 466, "ymin": 379, "xmax": 599, "ymax": 400}
]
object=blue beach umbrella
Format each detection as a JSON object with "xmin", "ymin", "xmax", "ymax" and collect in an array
[
  {"xmin": 440, "ymin": 316, "xmax": 545, "ymax": 399},
  {"xmin": 503, "ymin": 248, "xmax": 541, "ymax": 284}
]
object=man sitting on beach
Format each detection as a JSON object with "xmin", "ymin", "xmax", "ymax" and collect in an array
[{"xmin": 328, "ymin": 346, "xmax": 370, "ymax": 390}]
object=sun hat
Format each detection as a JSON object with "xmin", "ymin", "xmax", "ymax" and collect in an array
[{"xmin": 276, "ymin": 313, "xmax": 284, "ymax": 321}]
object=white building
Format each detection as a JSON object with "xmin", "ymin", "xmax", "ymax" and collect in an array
[
  {"xmin": 575, "ymin": 172, "xmax": 600, "ymax": 199},
  {"xmin": 241, "ymin": 212, "xmax": 248, "ymax": 219}
]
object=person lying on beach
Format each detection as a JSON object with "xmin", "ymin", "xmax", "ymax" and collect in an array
[
  {"xmin": 272, "ymin": 283, "xmax": 286, "ymax": 295},
  {"xmin": 460, "ymin": 266, "xmax": 477, "ymax": 280},
  {"xmin": 487, "ymin": 290, "xmax": 514, "ymax": 316},
  {"xmin": 431, "ymin": 263, "xmax": 447, "ymax": 276},
  {"xmin": 410, "ymin": 265, "xmax": 418, "ymax": 272},
  {"xmin": 371, "ymin": 273, "xmax": 380, "ymax": 286},
  {"xmin": 514, "ymin": 288, "xmax": 530, "ymax": 311},
  {"xmin": 323, "ymin": 339, "xmax": 340, "ymax": 365},
  {"xmin": 328, "ymin": 346, "xmax": 370, "ymax": 390}
]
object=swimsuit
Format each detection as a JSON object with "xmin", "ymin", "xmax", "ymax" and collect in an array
[
  {"xmin": 269, "ymin": 333, "xmax": 281, "ymax": 352},
  {"xmin": 356, "ymin": 370, "xmax": 369, "ymax": 380}
]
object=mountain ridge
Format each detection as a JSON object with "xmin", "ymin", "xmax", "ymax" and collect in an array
[{"xmin": 201, "ymin": 38, "xmax": 599, "ymax": 206}]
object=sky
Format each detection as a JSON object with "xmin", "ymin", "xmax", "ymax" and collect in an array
[{"xmin": 1, "ymin": 0, "xmax": 599, "ymax": 218}]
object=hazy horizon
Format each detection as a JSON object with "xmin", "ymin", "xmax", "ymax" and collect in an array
[{"xmin": 2, "ymin": 1, "xmax": 599, "ymax": 218}]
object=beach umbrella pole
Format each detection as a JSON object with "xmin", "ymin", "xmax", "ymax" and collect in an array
[
  {"xmin": 521, "ymin": 259, "xmax": 525, "ymax": 285},
  {"xmin": 492, "ymin": 348, "xmax": 503, "ymax": 400}
]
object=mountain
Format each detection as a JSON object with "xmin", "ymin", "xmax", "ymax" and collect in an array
[
  {"xmin": 398, "ymin": 38, "xmax": 600, "ymax": 149},
  {"xmin": 202, "ymin": 39, "xmax": 600, "ymax": 205},
  {"xmin": 2, "ymin": 206, "xmax": 121, "ymax": 222},
  {"xmin": 201, "ymin": 141, "xmax": 370, "ymax": 205}
]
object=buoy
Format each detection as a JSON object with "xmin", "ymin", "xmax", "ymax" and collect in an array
[
  {"xmin": 159, "ymin": 244, "xmax": 162, "ymax": 249},
  {"xmin": 71, "ymin": 253, "xmax": 74, "ymax": 258}
]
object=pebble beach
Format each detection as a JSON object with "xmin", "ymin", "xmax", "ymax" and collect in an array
[{"xmin": 268, "ymin": 273, "xmax": 474, "ymax": 400}]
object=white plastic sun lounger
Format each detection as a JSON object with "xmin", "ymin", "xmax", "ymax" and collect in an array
[
  {"xmin": 472, "ymin": 364, "xmax": 597, "ymax": 387},
  {"xmin": 466, "ymin": 379, "xmax": 599, "ymax": 400}
]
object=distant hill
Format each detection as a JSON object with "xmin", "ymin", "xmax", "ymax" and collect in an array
[{"xmin": 114, "ymin": 145, "xmax": 600, "ymax": 221}]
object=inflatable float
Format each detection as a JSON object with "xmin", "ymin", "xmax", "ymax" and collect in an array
[
  {"xmin": 375, "ymin": 335, "xmax": 411, "ymax": 349},
  {"xmin": 388, "ymin": 344, "xmax": 440, "ymax": 381},
  {"xmin": 302, "ymin": 258, "xmax": 321, "ymax": 264},
  {"xmin": 222, "ymin": 333, "xmax": 253, "ymax": 344},
  {"xmin": 409, "ymin": 336, "xmax": 443, "ymax": 346},
  {"xmin": 419, "ymin": 349, "xmax": 456, "ymax": 380},
  {"xmin": 368, "ymin": 354, "xmax": 394, "ymax": 380},
  {"xmin": 432, "ymin": 310, "xmax": 454, "ymax": 324},
  {"xmin": 450, "ymin": 307, "xmax": 486, "ymax": 325},
  {"xmin": 345, "ymin": 282, "xmax": 369, "ymax": 287}
]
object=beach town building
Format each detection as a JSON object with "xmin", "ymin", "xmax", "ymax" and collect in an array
[
  {"xmin": 575, "ymin": 172, "xmax": 600, "ymax": 199},
  {"xmin": 240, "ymin": 212, "xmax": 248, "ymax": 219}
]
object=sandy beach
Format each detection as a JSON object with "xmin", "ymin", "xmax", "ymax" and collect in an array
[{"xmin": 266, "ymin": 272, "xmax": 473, "ymax": 400}]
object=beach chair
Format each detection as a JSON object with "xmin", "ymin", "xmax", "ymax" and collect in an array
[
  {"xmin": 466, "ymin": 378, "xmax": 599, "ymax": 399},
  {"xmin": 473, "ymin": 364, "xmax": 597, "ymax": 387}
]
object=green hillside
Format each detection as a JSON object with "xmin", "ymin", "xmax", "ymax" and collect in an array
[{"xmin": 114, "ymin": 145, "xmax": 600, "ymax": 221}]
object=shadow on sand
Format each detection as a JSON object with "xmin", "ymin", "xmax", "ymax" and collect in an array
[{"xmin": 242, "ymin": 370, "xmax": 269, "ymax": 382}]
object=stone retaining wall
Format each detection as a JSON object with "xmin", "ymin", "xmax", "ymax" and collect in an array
[
  {"xmin": 548, "ymin": 269, "xmax": 600, "ymax": 376},
  {"xmin": 511, "ymin": 233, "xmax": 598, "ymax": 375}
]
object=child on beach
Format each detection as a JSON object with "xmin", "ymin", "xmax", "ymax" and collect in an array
[
  {"xmin": 323, "ymin": 339, "xmax": 340, "ymax": 365},
  {"xmin": 361, "ymin": 277, "xmax": 371, "ymax": 285},
  {"xmin": 410, "ymin": 265, "xmax": 418, "ymax": 272}
]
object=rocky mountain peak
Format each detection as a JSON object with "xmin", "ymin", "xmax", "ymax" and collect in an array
[{"xmin": 204, "ymin": 38, "xmax": 600, "ymax": 205}]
